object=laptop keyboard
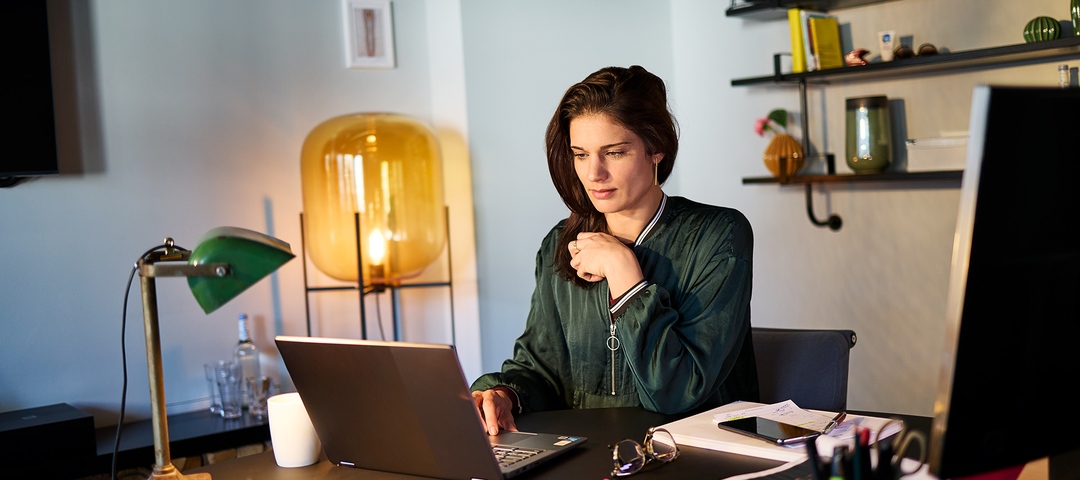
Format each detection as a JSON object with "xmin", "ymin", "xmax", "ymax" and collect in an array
[{"xmin": 492, "ymin": 444, "xmax": 543, "ymax": 468}]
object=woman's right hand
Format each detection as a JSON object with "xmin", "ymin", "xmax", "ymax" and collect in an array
[
  {"xmin": 472, "ymin": 389, "xmax": 519, "ymax": 435},
  {"xmin": 569, "ymin": 232, "xmax": 645, "ymax": 298}
]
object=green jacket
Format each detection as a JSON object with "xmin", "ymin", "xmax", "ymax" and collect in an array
[{"xmin": 471, "ymin": 195, "xmax": 759, "ymax": 415}]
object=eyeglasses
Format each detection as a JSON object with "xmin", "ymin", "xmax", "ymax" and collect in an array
[{"xmin": 611, "ymin": 427, "xmax": 680, "ymax": 476}]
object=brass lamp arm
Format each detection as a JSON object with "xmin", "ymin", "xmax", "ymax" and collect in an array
[
  {"xmin": 137, "ymin": 238, "xmax": 230, "ymax": 279},
  {"xmin": 140, "ymin": 262, "xmax": 230, "ymax": 279},
  {"xmin": 136, "ymin": 243, "xmax": 218, "ymax": 480}
]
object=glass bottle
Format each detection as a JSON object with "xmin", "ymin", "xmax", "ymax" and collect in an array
[
  {"xmin": 1060, "ymin": 65, "xmax": 1070, "ymax": 89},
  {"xmin": 234, "ymin": 313, "xmax": 260, "ymax": 408}
]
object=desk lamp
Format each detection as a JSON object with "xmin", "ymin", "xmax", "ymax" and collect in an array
[{"xmin": 136, "ymin": 226, "xmax": 294, "ymax": 480}]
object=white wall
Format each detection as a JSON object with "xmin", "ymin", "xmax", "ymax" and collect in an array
[
  {"xmin": 0, "ymin": 0, "xmax": 480, "ymax": 426},
  {"xmin": 463, "ymin": 0, "xmax": 1071, "ymax": 417},
  {"xmin": 0, "ymin": 0, "xmax": 1070, "ymax": 428}
]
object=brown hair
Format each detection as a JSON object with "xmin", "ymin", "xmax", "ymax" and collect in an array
[{"xmin": 545, "ymin": 65, "xmax": 679, "ymax": 288}]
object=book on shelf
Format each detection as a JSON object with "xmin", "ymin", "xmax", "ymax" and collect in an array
[
  {"xmin": 787, "ymin": 8, "xmax": 806, "ymax": 73},
  {"xmin": 798, "ymin": 10, "xmax": 831, "ymax": 71},
  {"xmin": 809, "ymin": 15, "xmax": 844, "ymax": 70}
]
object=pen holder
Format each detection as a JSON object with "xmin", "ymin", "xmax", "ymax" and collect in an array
[{"xmin": 805, "ymin": 426, "xmax": 905, "ymax": 480}]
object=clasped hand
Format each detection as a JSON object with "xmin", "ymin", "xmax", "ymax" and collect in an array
[{"xmin": 568, "ymin": 232, "xmax": 644, "ymax": 297}]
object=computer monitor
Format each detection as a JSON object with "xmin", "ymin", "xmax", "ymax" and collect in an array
[{"xmin": 930, "ymin": 85, "xmax": 1080, "ymax": 479}]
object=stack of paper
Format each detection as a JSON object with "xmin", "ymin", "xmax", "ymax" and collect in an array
[{"xmin": 658, "ymin": 401, "xmax": 903, "ymax": 462}]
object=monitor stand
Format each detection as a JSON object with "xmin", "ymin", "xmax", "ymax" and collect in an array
[{"xmin": 1049, "ymin": 446, "xmax": 1080, "ymax": 480}]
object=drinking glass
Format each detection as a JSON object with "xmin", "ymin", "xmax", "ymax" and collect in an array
[
  {"xmin": 247, "ymin": 376, "xmax": 273, "ymax": 417},
  {"xmin": 215, "ymin": 361, "xmax": 243, "ymax": 419},
  {"xmin": 203, "ymin": 362, "xmax": 223, "ymax": 414}
]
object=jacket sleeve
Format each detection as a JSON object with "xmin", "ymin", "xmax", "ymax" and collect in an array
[
  {"xmin": 615, "ymin": 210, "xmax": 754, "ymax": 414},
  {"xmin": 470, "ymin": 228, "xmax": 571, "ymax": 413}
]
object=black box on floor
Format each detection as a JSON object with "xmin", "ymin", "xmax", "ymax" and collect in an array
[{"xmin": 0, "ymin": 403, "xmax": 96, "ymax": 471}]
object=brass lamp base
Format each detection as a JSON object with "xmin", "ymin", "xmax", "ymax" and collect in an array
[{"xmin": 149, "ymin": 463, "xmax": 212, "ymax": 480}]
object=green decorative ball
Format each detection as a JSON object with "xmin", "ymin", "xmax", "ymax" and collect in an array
[{"xmin": 1023, "ymin": 16, "xmax": 1061, "ymax": 43}]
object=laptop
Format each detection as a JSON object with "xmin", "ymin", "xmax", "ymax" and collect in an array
[{"xmin": 275, "ymin": 335, "xmax": 587, "ymax": 479}]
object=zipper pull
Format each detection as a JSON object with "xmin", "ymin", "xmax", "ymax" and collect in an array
[{"xmin": 607, "ymin": 322, "xmax": 620, "ymax": 352}]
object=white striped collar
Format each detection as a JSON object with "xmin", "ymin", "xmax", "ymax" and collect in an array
[{"xmin": 633, "ymin": 193, "xmax": 667, "ymax": 247}]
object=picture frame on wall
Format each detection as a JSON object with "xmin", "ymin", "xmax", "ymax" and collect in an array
[{"xmin": 344, "ymin": 0, "xmax": 395, "ymax": 69}]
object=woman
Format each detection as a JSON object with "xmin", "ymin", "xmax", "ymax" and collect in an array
[{"xmin": 471, "ymin": 65, "xmax": 758, "ymax": 436}]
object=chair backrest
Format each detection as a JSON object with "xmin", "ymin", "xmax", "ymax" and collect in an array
[{"xmin": 751, "ymin": 327, "xmax": 856, "ymax": 412}]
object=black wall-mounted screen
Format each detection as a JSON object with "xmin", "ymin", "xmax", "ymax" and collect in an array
[{"xmin": 1, "ymin": 1, "xmax": 61, "ymax": 180}]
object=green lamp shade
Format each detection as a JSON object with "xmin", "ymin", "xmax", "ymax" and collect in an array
[{"xmin": 187, "ymin": 227, "xmax": 295, "ymax": 314}]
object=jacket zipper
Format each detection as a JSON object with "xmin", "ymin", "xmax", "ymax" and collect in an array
[
  {"xmin": 609, "ymin": 320, "xmax": 618, "ymax": 395},
  {"xmin": 607, "ymin": 283, "xmax": 620, "ymax": 396}
]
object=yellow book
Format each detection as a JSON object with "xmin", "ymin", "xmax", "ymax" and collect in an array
[
  {"xmin": 788, "ymin": 8, "xmax": 806, "ymax": 73},
  {"xmin": 800, "ymin": 10, "xmax": 829, "ymax": 71},
  {"xmin": 809, "ymin": 16, "xmax": 844, "ymax": 70}
]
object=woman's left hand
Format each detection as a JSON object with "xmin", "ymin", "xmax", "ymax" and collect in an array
[{"xmin": 568, "ymin": 232, "xmax": 645, "ymax": 297}]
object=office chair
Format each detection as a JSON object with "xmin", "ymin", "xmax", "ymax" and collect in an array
[{"xmin": 751, "ymin": 327, "xmax": 857, "ymax": 412}]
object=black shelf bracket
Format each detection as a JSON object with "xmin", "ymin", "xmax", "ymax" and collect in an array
[
  {"xmin": 806, "ymin": 183, "xmax": 843, "ymax": 231},
  {"xmin": 797, "ymin": 78, "xmax": 841, "ymax": 230}
]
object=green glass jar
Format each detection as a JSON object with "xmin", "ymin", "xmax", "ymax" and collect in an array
[
  {"xmin": 845, "ymin": 96, "xmax": 892, "ymax": 174},
  {"xmin": 1072, "ymin": 0, "xmax": 1080, "ymax": 37}
]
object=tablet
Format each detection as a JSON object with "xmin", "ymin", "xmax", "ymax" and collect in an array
[{"xmin": 717, "ymin": 416, "xmax": 821, "ymax": 446}]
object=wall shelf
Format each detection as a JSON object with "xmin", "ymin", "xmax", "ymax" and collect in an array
[
  {"xmin": 742, "ymin": 170, "xmax": 963, "ymax": 185},
  {"xmin": 725, "ymin": 0, "xmax": 897, "ymax": 19},
  {"xmin": 742, "ymin": 170, "xmax": 963, "ymax": 231},
  {"xmin": 732, "ymin": 37, "xmax": 1080, "ymax": 85}
]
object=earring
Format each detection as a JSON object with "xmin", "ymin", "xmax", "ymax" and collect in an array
[{"xmin": 654, "ymin": 161, "xmax": 659, "ymax": 186}]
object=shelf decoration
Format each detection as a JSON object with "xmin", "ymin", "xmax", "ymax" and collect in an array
[
  {"xmin": 756, "ymin": 108, "xmax": 804, "ymax": 178},
  {"xmin": 1023, "ymin": 16, "xmax": 1061, "ymax": 43},
  {"xmin": 845, "ymin": 96, "xmax": 893, "ymax": 174},
  {"xmin": 1073, "ymin": 0, "xmax": 1080, "ymax": 37}
]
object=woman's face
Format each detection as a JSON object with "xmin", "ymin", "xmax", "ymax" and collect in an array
[{"xmin": 569, "ymin": 114, "xmax": 663, "ymax": 216}]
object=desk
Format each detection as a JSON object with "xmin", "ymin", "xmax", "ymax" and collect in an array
[
  {"xmin": 88, "ymin": 409, "xmax": 270, "ymax": 477},
  {"xmin": 189, "ymin": 407, "xmax": 931, "ymax": 479}
]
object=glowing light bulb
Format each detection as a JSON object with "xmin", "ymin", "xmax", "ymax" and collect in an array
[{"xmin": 369, "ymin": 229, "xmax": 386, "ymax": 266}]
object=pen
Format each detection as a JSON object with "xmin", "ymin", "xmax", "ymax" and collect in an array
[
  {"xmin": 823, "ymin": 411, "xmax": 847, "ymax": 434},
  {"xmin": 805, "ymin": 434, "xmax": 823, "ymax": 480},
  {"xmin": 829, "ymin": 445, "xmax": 847, "ymax": 480},
  {"xmin": 856, "ymin": 427, "xmax": 872, "ymax": 480},
  {"xmin": 875, "ymin": 434, "xmax": 895, "ymax": 480},
  {"xmin": 852, "ymin": 427, "xmax": 871, "ymax": 480}
]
